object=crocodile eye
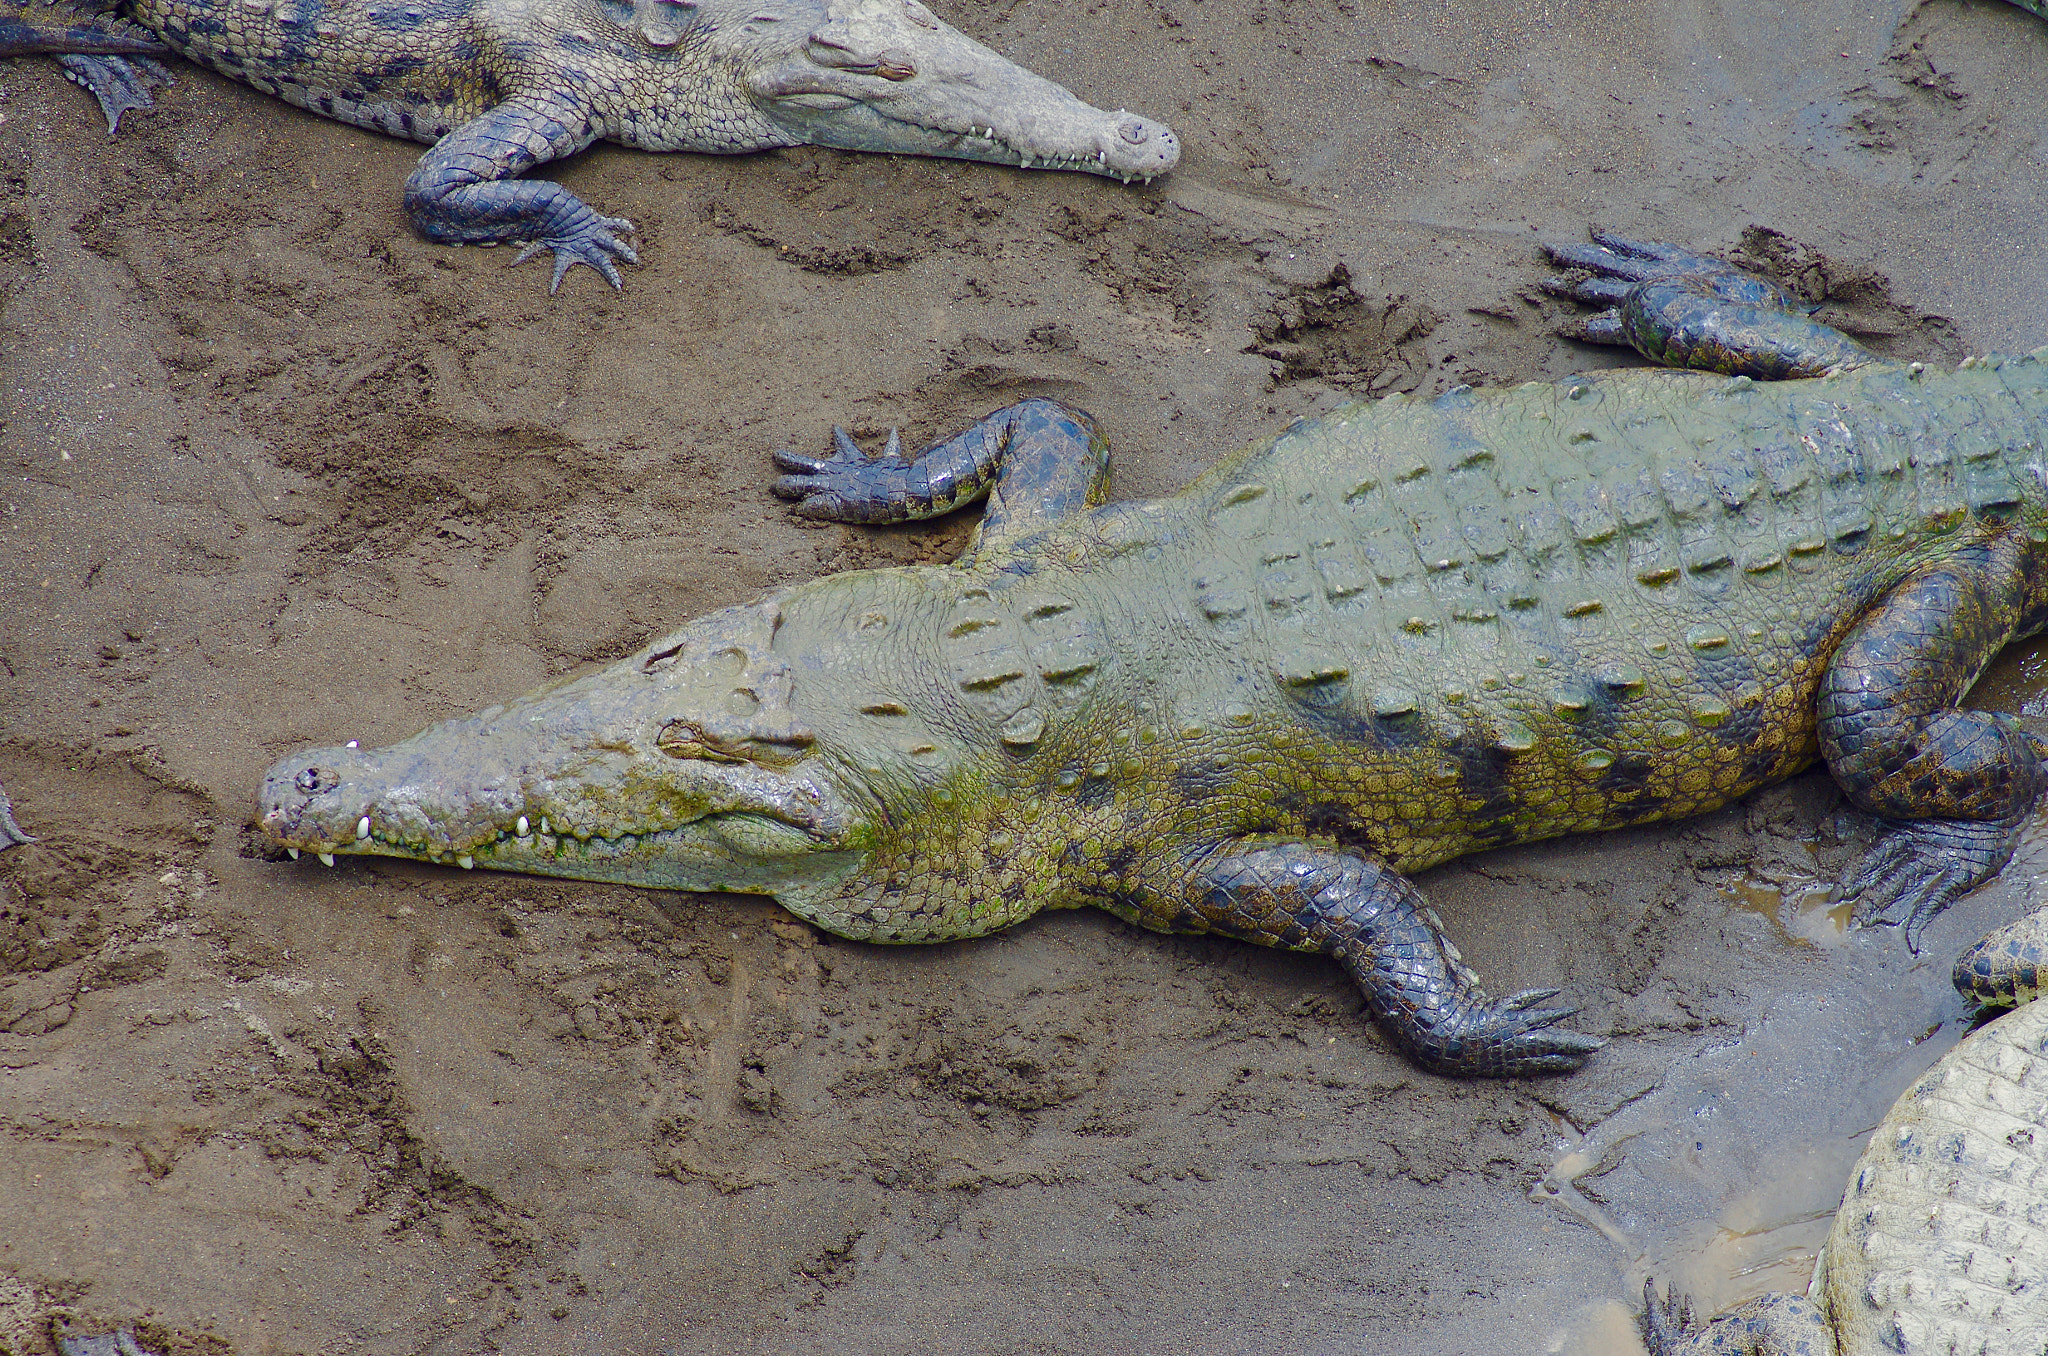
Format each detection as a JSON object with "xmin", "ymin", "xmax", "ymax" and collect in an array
[{"xmin": 295, "ymin": 767, "xmax": 340, "ymax": 795}]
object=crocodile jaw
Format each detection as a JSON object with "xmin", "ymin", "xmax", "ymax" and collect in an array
[
  {"xmin": 254, "ymin": 604, "xmax": 872, "ymax": 900},
  {"xmin": 747, "ymin": 0, "xmax": 1179, "ymax": 180}
]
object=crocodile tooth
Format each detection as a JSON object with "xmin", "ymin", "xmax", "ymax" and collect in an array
[
  {"xmin": 287, "ymin": 848, "xmax": 300, "ymax": 860},
  {"xmin": 516, "ymin": 815, "xmax": 530, "ymax": 837},
  {"xmin": 540, "ymin": 816, "xmax": 550, "ymax": 835},
  {"xmin": 346, "ymin": 740, "xmax": 359, "ymax": 748},
  {"xmin": 458, "ymin": 854, "xmax": 474, "ymax": 869},
  {"xmin": 318, "ymin": 852, "xmax": 335, "ymax": 866},
  {"xmin": 356, "ymin": 815, "xmax": 370, "ymax": 840}
]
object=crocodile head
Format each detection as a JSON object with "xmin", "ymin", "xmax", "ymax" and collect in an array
[
  {"xmin": 742, "ymin": 0, "xmax": 1179, "ymax": 181},
  {"xmin": 255, "ymin": 596, "xmax": 882, "ymax": 906}
]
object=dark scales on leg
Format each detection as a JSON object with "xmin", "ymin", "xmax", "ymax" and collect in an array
[
  {"xmin": 402, "ymin": 91, "xmax": 639, "ymax": 292},
  {"xmin": 1117, "ymin": 840, "xmax": 1602, "ymax": 1077},
  {"xmin": 1819, "ymin": 540, "xmax": 2047, "ymax": 951}
]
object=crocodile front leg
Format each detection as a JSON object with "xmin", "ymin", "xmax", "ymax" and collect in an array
[
  {"xmin": 402, "ymin": 90, "xmax": 638, "ymax": 293},
  {"xmin": 1107, "ymin": 839, "xmax": 1603, "ymax": 1077},
  {"xmin": 1820, "ymin": 538, "xmax": 2048, "ymax": 953},
  {"xmin": 771, "ymin": 398, "xmax": 1109, "ymax": 552},
  {"xmin": 1542, "ymin": 230, "xmax": 1876, "ymax": 378}
]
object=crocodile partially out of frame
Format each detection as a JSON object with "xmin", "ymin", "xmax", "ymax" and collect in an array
[
  {"xmin": 256, "ymin": 235, "xmax": 2048, "ymax": 1078},
  {"xmin": 0, "ymin": 0, "xmax": 1178, "ymax": 289},
  {"xmin": 1643, "ymin": 908, "xmax": 2048, "ymax": 1355}
]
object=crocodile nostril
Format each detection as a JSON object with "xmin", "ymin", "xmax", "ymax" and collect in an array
[{"xmin": 294, "ymin": 766, "xmax": 341, "ymax": 795}]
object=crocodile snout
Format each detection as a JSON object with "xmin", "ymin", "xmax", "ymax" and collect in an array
[{"xmin": 1102, "ymin": 113, "xmax": 1178, "ymax": 177}]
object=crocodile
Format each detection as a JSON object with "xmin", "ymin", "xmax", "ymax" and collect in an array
[
  {"xmin": 0, "ymin": 0, "xmax": 1178, "ymax": 290},
  {"xmin": 1642, "ymin": 907, "xmax": 2048, "ymax": 1355},
  {"xmin": 255, "ymin": 234, "xmax": 2048, "ymax": 1078}
]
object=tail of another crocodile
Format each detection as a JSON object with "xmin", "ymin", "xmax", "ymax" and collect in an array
[{"xmin": 0, "ymin": 0, "xmax": 171, "ymax": 130}]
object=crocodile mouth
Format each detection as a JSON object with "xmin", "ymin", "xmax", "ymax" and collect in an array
[
  {"xmin": 746, "ymin": 10, "xmax": 1180, "ymax": 182},
  {"xmin": 756, "ymin": 84, "xmax": 1180, "ymax": 180},
  {"xmin": 255, "ymin": 744, "xmax": 861, "ymax": 894}
]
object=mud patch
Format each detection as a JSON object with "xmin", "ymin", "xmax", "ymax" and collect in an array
[
  {"xmin": 1245, "ymin": 262, "xmax": 1440, "ymax": 391},
  {"xmin": 0, "ymin": 1274, "xmax": 231, "ymax": 1356}
]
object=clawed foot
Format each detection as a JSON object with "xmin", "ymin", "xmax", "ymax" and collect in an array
[
  {"xmin": 512, "ymin": 213, "xmax": 639, "ymax": 293},
  {"xmin": 1639, "ymin": 1280, "xmax": 1698, "ymax": 1356},
  {"xmin": 1418, "ymin": 986, "xmax": 1605, "ymax": 1077},
  {"xmin": 56, "ymin": 53, "xmax": 172, "ymax": 134},
  {"xmin": 1839, "ymin": 814, "xmax": 2024, "ymax": 954},
  {"xmin": 1541, "ymin": 230, "xmax": 1802, "ymax": 345},
  {"xmin": 1538, "ymin": 228, "xmax": 1871, "ymax": 377},
  {"xmin": 771, "ymin": 426, "xmax": 904, "ymax": 522}
]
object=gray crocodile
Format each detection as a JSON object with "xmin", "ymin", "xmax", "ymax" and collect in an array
[
  {"xmin": 1643, "ymin": 908, "xmax": 2048, "ymax": 1354},
  {"xmin": 1, "ymin": 0, "xmax": 1178, "ymax": 289},
  {"xmin": 255, "ymin": 235, "xmax": 2048, "ymax": 1077}
]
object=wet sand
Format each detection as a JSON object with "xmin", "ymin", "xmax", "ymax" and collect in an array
[{"xmin": 1, "ymin": 0, "xmax": 2045, "ymax": 1350}]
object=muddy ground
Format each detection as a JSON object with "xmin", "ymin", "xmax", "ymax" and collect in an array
[{"xmin": 1, "ymin": 0, "xmax": 2045, "ymax": 1351}]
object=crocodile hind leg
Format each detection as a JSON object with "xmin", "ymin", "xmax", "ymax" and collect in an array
[
  {"xmin": 1639, "ymin": 1281, "xmax": 1830, "ymax": 1356},
  {"xmin": 1107, "ymin": 839, "xmax": 1603, "ymax": 1077},
  {"xmin": 1819, "ymin": 538, "xmax": 2047, "ymax": 953},
  {"xmin": 771, "ymin": 399, "xmax": 1109, "ymax": 553},
  {"xmin": 401, "ymin": 91, "xmax": 639, "ymax": 293},
  {"xmin": 1542, "ymin": 230, "xmax": 1876, "ymax": 378}
]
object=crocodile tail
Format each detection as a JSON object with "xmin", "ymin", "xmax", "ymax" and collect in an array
[{"xmin": 0, "ymin": 0, "xmax": 167, "ymax": 56}]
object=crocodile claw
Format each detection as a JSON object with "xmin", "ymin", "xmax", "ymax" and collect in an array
[
  {"xmin": 1539, "ymin": 226, "xmax": 1874, "ymax": 377},
  {"xmin": 1539, "ymin": 230, "xmax": 1800, "ymax": 319},
  {"xmin": 770, "ymin": 426, "xmax": 904, "ymax": 519},
  {"xmin": 1430, "ymin": 987, "xmax": 1605, "ymax": 1077},
  {"xmin": 1639, "ymin": 1280, "xmax": 1698, "ymax": 1355},
  {"xmin": 1838, "ymin": 814, "xmax": 2025, "ymax": 955},
  {"xmin": 511, "ymin": 213, "xmax": 639, "ymax": 294},
  {"xmin": 1542, "ymin": 230, "xmax": 1726, "ymax": 283}
]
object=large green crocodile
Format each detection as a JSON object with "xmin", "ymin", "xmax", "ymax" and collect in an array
[
  {"xmin": 256, "ymin": 235, "xmax": 2048, "ymax": 1077},
  {"xmin": 0, "ymin": 0, "xmax": 1178, "ymax": 289},
  {"xmin": 1642, "ymin": 907, "xmax": 2048, "ymax": 1355}
]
